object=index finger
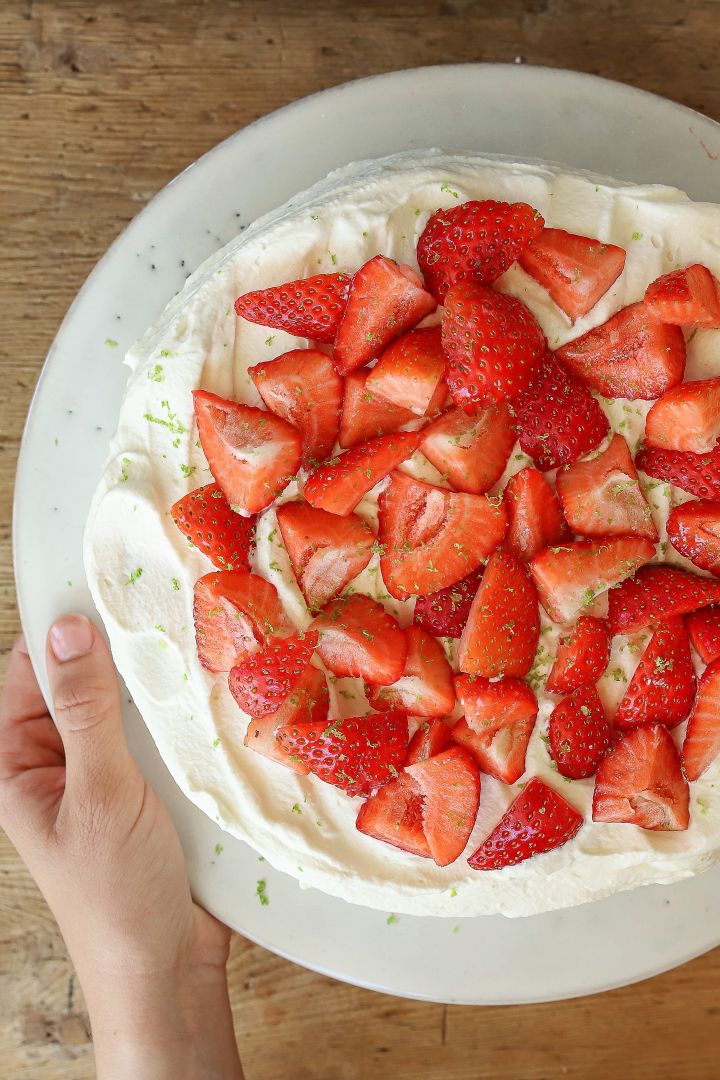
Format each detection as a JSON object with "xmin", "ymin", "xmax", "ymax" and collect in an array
[{"xmin": 0, "ymin": 635, "xmax": 51, "ymax": 731}]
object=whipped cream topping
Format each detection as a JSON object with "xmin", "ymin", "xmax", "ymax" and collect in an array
[{"xmin": 84, "ymin": 150, "xmax": 720, "ymax": 918}]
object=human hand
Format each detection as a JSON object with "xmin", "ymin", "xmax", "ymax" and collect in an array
[{"xmin": 0, "ymin": 616, "xmax": 243, "ymax": 1079}]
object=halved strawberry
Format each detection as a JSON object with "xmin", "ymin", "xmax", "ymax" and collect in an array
[
  {"xmin": 405, "ymin": 747, "xmax": 481, "ymax": 866},
  {"xmin": 468, "ymin": 777, "xmax": 583, "ymax": 871},
  {"xmin": 452, "ymin": 674, "xmax": 538, "ymax": 784},
  {"xmin": 442, "ymin": 281, "xmax": 546, "ymax": 409},
  {"xmin": 514, "ymin": 354, "xmax": 610, "ymax": 470},
  {"xmin": 548, "ymin": 684, "xmax": 612, "ymax": 780},
  {"xmin": 686, "ymin": 604, "xmax": 720, "ymax": 663},
  {"xmin": 592, "ymin": 724, "xmax": 689, "ymax": 830},
  {"xmin": 458, "ymin": 548, "xmax": 540, "ymax": 678},
  {"xmin": 275, "ymin": 502, "xmax": 375, "ymax": 612},
  {"xmin": 338, "ymin": 368, "xmax": 416, "ymax": 450},
  {"xmin": 644, "ymin": 264, "xmax": 720, "ymax": 328},
  {"xmin": 614, "ymin": 618, "xmax": 695, "ymax": 732},
  {"xmin": 228, "ymin": 631, "xmax": 318, "ymax": 717},
  {"xmin": 419, "ymin": 402, "xmax": 516, "ymax": 495},
  {"xmin": 356, "ymin": 771, "xmax": 430, "ymax": 857},
  {"xmin": 333, "ymin": 256, "xmax": 436, "ymax": 375},
  {"xmin": 304, "ymin": 431, "xmax": 421, "ymax": 516},
  {"xmin": 636, "ymin": 442, "xmax": 720, "ymax": 500},
  {"xmin": 406, "ymin": 718, "xmax": 453, "ymax": 765},
  {"xmin": 311, "ymin": 594, "xmax": 406, "ymax": 685},
  {"xmin": 367, "ymin": 626, "xmax": 455, "ymax": 718},
  {"xmin": 645, "ymin": 378, "xmax": 720, "ymax": 455},
  {"xmin": 193, "ymin": 570, "xmax": 291, "ymax": 672},
  {"xmin": 546, "ymin": 616, "xmax": 611, "ymax": 694},
  {"xmin": 556, "ymin": 302, "xmax": 685, "ymax": 399},
  {"xmin": 607, "ymin": 564, "xmax": 720, "ymax": 634},
  {"xmin": 248, "ymin": 348, "xmax": 342, "ymax": 467},
  {"xmin": 683, "ymin": 659, "xmax": 720, "ymax": 780},
  {"xmin": 365, "ymin": 327, "xmax": 447, "ymax": 417},
  {"xmin": 555, "ymin": 433, "xmax": 657, "ymax": 541},
  {"xmin": 530, "ymin": 537, "xmax": 655, "ymax": 624},
  {"xmin": 504, "ymin": 467, "xmax": 569, "ymax": 561},
  {"xmin": 234, "ymin": 271, "xmax": 351, "ymax": 344},
  {"xmin": 170, "ymin": 484, "xmax": 256, "ymax": 571},
  {"xmin": 518, "ymin": 228, "xmax": 626, "ymax": 322},
  {"xmin": 667, "ymin": 500, "xmax": 720, "ymax": 574},
  {"xmin": 243, "ymin": 665, "xmax": 328, "ymax": 775},
  {"xmin": 193, "ymin": 390, "xmax": 302, "ymax": 516},
  {"xmin": 378, "ymin": 471, "xmax": 506, "ymax": 599},
  {"xmin": 277, "ymin": 710, "xmax": 409, "ymax": 796},
  {"xmin": 413, "ymin": 567, "xmax": 484, "ymax": 639},
  {"xmin": 417, "ymin": 198, "xmax": 544, "ymax": 302}
]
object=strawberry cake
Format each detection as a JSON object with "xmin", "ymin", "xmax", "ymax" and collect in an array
[{"xmin": 84, "ymin": 150, "xmax": 720, "ymax": 917}]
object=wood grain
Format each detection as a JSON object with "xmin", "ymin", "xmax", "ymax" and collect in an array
[{"xmin": 2, "ymin": 1, "xmax": 720, "ymax": 1076}]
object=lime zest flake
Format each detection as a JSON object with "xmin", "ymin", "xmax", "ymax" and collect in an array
[
  {"xmin": 256, "ymin": 879, "xmax": 269, "ymax": 906},
  {"xmin": 125, "ymin": 567, "xmax": 143, "ymax": 585}
]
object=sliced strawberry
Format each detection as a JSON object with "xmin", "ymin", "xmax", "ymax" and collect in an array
[
  {"xmin": 555, "ymin": 433, "xmax": 657, "ymax": 541},
  {"xmin": 686, "ymin": 604, "xmax": 720, "ymax": 663},
  {"xmin": 518, "ymin": 228, "xmax": 626, "ymax": 322},
  {"xmin": 311, "ymin": 594, "xmax": 406, "ymax": 685},
  {"xmin": 504, "ymin": 467, "xmax": 569, "ymax": 561},
  {"xmin": 248, "ymin": 348, "xmax": 342, "ymax": 467},
  {"xmin": 304, "ymin": 431, "xmax": 421, "ymax": 517},
  {"xmin": 413, "ymin": 567, "xmax": 484, "ymax": 639},
  {"xmin": 683, "ymin": 659, "xmax": 720, "ymax": 780},
  {"xmin": 170, "ymin": 484, "xmax": 256, "ymax": 571},
  {"xmin": 530, "ymin": 537, "xmax": 655, "ymax": 624},
  {"xmin": 338, "ymin": 368, "xmax": 416, "ymax": 450},
  {"xmin": 614, "ymin": 618, "xmax": 695, "ymax": 732},
  {"xmin": 406, "ymin": 718, "xmax": 453, "ymax": 765},
  {"xmin": 667, "ymin": 500, "xmax": 720, "ymax": 575},
  {"xmin": 193, "ymin": 390, "xmax": 301, "ymax": 516},
  {"xmin": 356, "ymin": 771, "xmax": 431, "ymax": 858},
  {"xmin": 468, "ymin": 777, "xmax": 583, "ymax": 871},
  {"xmin": 243, "ymin": 664, "xmax": 328, "ymax": 775},
  {"xmin": 193, "ymin": 570, "xmax": 291, "ymax": 672},
  {"xmin": 556, "ymin": 302, "xmax": 685, "ymax": 400},
  {"xmin": 367, "ymin": 626, "xmax": 455, "ymax": 718},
  {"xmin": 452, "ymin": 674, "xmax": 538, "ymax": 784},
  {"xmin": 636, "ymin": 442, "xmax": 720, "ymax": 500},
  {"xmin": 547, "ymin": 684, "xmax": 612, "ymax": 780},
  {"xmin": 365, "ymin": 327, "xmax": 447, "ymax": 417},
  {"xmin": 514, "ymin": 354, "xmax": 610, "ymax": 470},
  {"xmin": 228, "ymin": 631, "xmax": 318, "ymax": 717},
  {"xmin": 546, "ymin": 616, "xmax": 611, "ymax": 694},
  {"xmin": 277, "ymin": 710, "xmax": 409, "ymax": 797},
  {"xmin": 592, "ymin": 724, "xmax": 689, "ymax": 830},
  {"xmin": 645, "ymin": 378, "xmax": 720, "ymax": 455},
  {"xmin": 275, "ymin": 502, "xmax": 375, "ymax": 612},
  {"xmin": 378, "ymin": 471, "xmax": 506, "ymax": 599},
  {"xmin": 333, "ymin": 256, "xmax": 436, "ymax": 375},
  {"xmin": 234, "ymin": 271, "xmax": 351, "ymax": 344},
  {"xmin": 442, "ymin": 281, "xmax": 546, "ymax": 409},
  {"xmin": 417, "ymin": 199, "xmax": 544, "ymax": 303},
  {"xmin": 419, "ymin": 402, "xmax": 516, "ymax": 495},
  {"xmin": 458, "ymin": 548, "xmax": 540, "ymax": 678},
  {"xmin": 644, "ymin": 264, "xmax": 720, "ymax": 328},
  {"xmin": 607, "ymin": 564, "xmax": 720, "ymax": 634},
  {"xmin": 405, "ymin": 748, "xmax": 481, "ymax": 866}
]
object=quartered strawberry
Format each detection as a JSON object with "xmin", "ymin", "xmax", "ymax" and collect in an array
[
  {"xmin": 458, "ymin": 548, "xmax": 540, "ymax": 678},
  {"xmin": 378, "ymin": 471, "xmax": 506, "ymax": 599},
  {"xmin": 193, "ymin": 570, "xmax": 291, "ymax": 672},
  {"xmin": 277, "ymin": 710, "xmax": 409, "ymax": 797},
  {"xmin": 228, "ymin": 631, "xmax": 318, "ymax": 717},
  {"xmin": 667, "ymin": 500, "xmax": 720, "ymax": 575},
  {"xmin": 304, "ymin": 431, "xmax": 421, "ymax": 516},
  {"xmin": 592, "ymin": 724, "xmax": 689, "ymax": 830},
  {"xmin": 170, "ymin": 483, "xmax": 256, "ymax": 571},
  {"xmin": 248, "ymin": 348, "xmax": 342, "ymax": 467},
  {"xmin": 513, "ymin": 354, "xmax": 610, "ymax": 471},
  {"xmin": 548, "ymin": 684, "xmax": 612, "ymax": 779},
  {"xmin": 556, "ymin": 302, "xmax": 685, "ymax": 400},
  {"xmin": 504, "ymin": 467, "xmax": 569, "ymax": 561},
  {"xmin": 311, "ymin": 594, "xmax": 407, "ymax": 685},
  {"xmin": 234, "ymin": 271, "xmax": 351, "ymax": 344},
  {"xmin": 367, "ymin": 626, "xmax": 455, "ymax": 718},
  {"xmin": 243, "ymin": 664, "xmax": 328, "ymax": 775},
  {"xmin": 607, "ymin": 564, "xmax": 720, "ymax": 634},
  {"xmin": 442, "ymin": 281, "xmax": 546, "ymax": 409},
  {"xmin": 686, "ymin": 604, "xmax": 720, "ymax": 664},
  {"xmin": 644, "ymin": 264, "xmax": 720, "ymax": 328},
  {"xmin": 645, "ymin": 377, "xmax": 720, "ymax": 455},
  {"xmin": 468, "ymin": 777, "xmax": 583, "ymax": 871},
  {"xmin": 546, "ymin": 616, "xmax": 611, "ymax": 694},
  {"xmin": 452, "ymin": 675, "xmax": 538, "ymax": 784},
  {"xmin": 614, "ymin": 618, "xmax": 695, "ymax": 732},
  {"xmin": 275, "ymin": 502, "xmax": 375, "ymax": 612},
  {"xmin": 338, "ymin": 368, "xmax": 416, "ymax": 449},
  {"xmin": 636, "ymin": 442, "xmax": 720, "ymax": 500},
  {"xmin": 405, "ymin": 748, "xmax": 481, "ymax": 866},
  {"xmin": 333, "ymin": 256, "xmax": 436, "ymax": 375},
  {"xmin": 413, "ymin": 567, "xmax": 484, "ymax": 639},
  {"xmin": 518, "ymin": 228, "xmax": 626, "ymax": 322},
  {"xmin": 406, "ymin": 718, "xmax": 453, "ymax": 765},
  {"xmin": 419, "ymin": 402, "xmax": 516, "ymax": 495},
  {"xmin": 555, "ymin": 433, "xmax": 657, "ymax": 541},
  {"xmin": 194, "ymin": 390, "xmax": 302, "ymax": 516},
  {"xmin": 417, "ymin": 198, "xmax": 544, "ymax": 302},
  {"xmin": 356, "ymin": 770, "xmax": 430, "ymax": 857},
  {"xmin": 683, "ymin": 659, "xmax": 720, "ymax": 781},
  {"xmin": 530, "ymin": 537, "xmax": 655, "ymax": 624},
  {"xmin": 365, "ymin": 327, "xmax": 447, "ymax": 417}
]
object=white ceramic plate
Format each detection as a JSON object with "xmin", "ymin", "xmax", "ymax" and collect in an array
[{"xmin": 14, "ymin": 64, "xmax": 720, "ymax": 1005}]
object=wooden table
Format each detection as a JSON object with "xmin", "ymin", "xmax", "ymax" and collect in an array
[{"xmin": 2, "ymin": 2, "xmax": 720, "ymax": 1076}]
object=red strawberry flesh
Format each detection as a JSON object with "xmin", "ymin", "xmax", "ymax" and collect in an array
[{"xmin": 170, "ymin": 483, "xmax": 256, "ymax": 571}]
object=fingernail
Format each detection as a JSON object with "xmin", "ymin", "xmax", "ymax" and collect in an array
[{"xmin": 50, "ymin": 614, "xmax": 94, "ymax": 662}]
